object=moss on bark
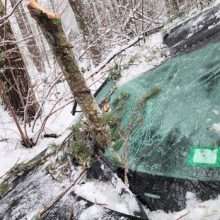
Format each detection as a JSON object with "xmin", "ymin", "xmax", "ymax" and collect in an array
[{"xmin": 28, "ymin": 1, "xmax": 109, "ymax": 149}]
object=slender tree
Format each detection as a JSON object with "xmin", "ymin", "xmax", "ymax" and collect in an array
[
  {"xmin": 165, "ymin": 0, "xmax": 179, "ymax": 15},
  {"xmin": 0, "ymin": 0, "xmax": 39, "ymax": 119},
  {"xmin": 68, "ymin": 0, "xmax": 102, "ymax": 65},
  {"xmin": 10, "ymin": 0, "xmax": 45, "ymax": 73},
  {"xmin": 28, "ymin": 0, "xmax": 110, "ymax": 149}
]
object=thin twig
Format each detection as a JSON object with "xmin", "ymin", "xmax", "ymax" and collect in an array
[
  {"xmin": 0, "ymin": 0, "xmax": 23, "ymax": 23},
  {"xmin": 67, "ymin": 205, "xmax": 74, "ymax": 220},
  {"xmin": 31, "ymin": 74, "xmax": 63, "ymax": 132},
  {"xmin": 38, "ymin": 168, "xmax": 88, "ymax": 219},
  {"xmin": 176, "ymin": 211, "xmax": 190, "ymax": 220},
  {"xmin": 85, "ymin": 25, "xmax": 163, "ymax": 80}
]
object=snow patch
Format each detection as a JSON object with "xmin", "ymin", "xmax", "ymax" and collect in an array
[
  {"xmin": 74, "ymin": 180, "xmax": 140, "ymax": 216},
  {"xmin": 150, "ymin": 194, "xmax": 220, "ymax": 220},
  {"xmin": 0, "ymin": 170, "xmax": 65, "ymax": 220},
  {"xmin": 211, "ymin": 123, "xmax": 220, "ymax": 134},
  {"xmin": 0, "ymin": 101, "xmax": 73, "ymax": 178},
  {"xmin": 118, "ymin": 32, "xmax": 166, "ymax": 86},
  {"xmin": 213, "ymin": 0, "xmax": 220, "ymax": 6},
  {"xmin": 79, "ymin": 205, "xmax": 105, "ymax": 220},
  {"xmin": 213, "ymin": 110, "xmax": 219, "ymax": 115}
]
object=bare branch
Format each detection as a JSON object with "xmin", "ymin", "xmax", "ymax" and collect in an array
[
  {"xmin": 86, "ymin": 25, "xmax": 163, "ymax": 80},
  {"xmin": 0, "ymin": 0, "xmax": 23, "ymax": 23}
]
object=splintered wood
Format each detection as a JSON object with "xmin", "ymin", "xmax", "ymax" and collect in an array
[{"xmin": 27, "ymin": 0, "xmax": 60, "ymax": 20}]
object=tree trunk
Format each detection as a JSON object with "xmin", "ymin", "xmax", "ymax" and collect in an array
[
  {"xmin": 165, "ymin": 0, "xmax": 179, "ymax": 15},
  {"xmin": 28, "ymin": 0, "xmax": 110, "ymax": 149},
  {"xmin": 68, "ymin": 0, "xmax": 102, "ymax": 65},
  {"xmin": 10, "ymin": 0, "xmax": 45, "ymax": 73},
  {"xmin": 0, "ymin": 1, "xmax": 39, "ymax": 119}
]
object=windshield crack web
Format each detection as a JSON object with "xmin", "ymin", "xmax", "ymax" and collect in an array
[{"xmin": 105, "ymin": 41, "xmax": 220, "ymax": 181}]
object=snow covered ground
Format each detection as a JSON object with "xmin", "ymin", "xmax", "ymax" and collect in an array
[
  {"xmin": 0, "ymin": 64, "xmax": 78, "ymax": 178},
  {"xmin": 2, "ymin": 1, "xmax": 220, "ymax": 218},
  {"xmin": 150, "ymin": 193, "xmax": 220, "ymax": 220},
  {"xmin": 76, "ymin": 191, "xmax": 220, "ymax": 220}
]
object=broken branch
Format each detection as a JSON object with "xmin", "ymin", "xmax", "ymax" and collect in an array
[{"xmin": 27, "ymin": 0, "xmax": 60, "ymax": 20}]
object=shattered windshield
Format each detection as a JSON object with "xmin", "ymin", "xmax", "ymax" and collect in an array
[{"xmin": 105, "ymin": 40, "xmax": 220, "ymax": 181}]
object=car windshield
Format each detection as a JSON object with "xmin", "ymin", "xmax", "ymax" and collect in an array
[{"xmin": 104, "ymin": 40, "xmax": 220, "ymax": 181}]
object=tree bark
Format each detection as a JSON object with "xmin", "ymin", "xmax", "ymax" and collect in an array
[
  {"xmin": 68, "ymin": 0, "xmax": 102, "ymax": 65},
  {"xmin": 0, "ymin": 1, "xmax": 39, "ymax": 119},
  {"xmin": 28, "ymin": 0, "xmax": 110, "ymax": 149},
  {"xmin": 10, "ymin": 0, "xmax": 45, "ymax": 73},
  {"xmin": 165, "ymin": 0, "xmax": 179, "ymax": 15}
]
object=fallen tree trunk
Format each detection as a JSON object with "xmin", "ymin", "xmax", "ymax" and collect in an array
[{"xmin": 27, "ymin": 0, "xmax": 110, "ymax": 149}]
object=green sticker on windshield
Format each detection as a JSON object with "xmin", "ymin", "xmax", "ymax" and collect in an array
[{"xmin": 188, "ymin": 146, "xmax": 220, "ymax": 167}]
